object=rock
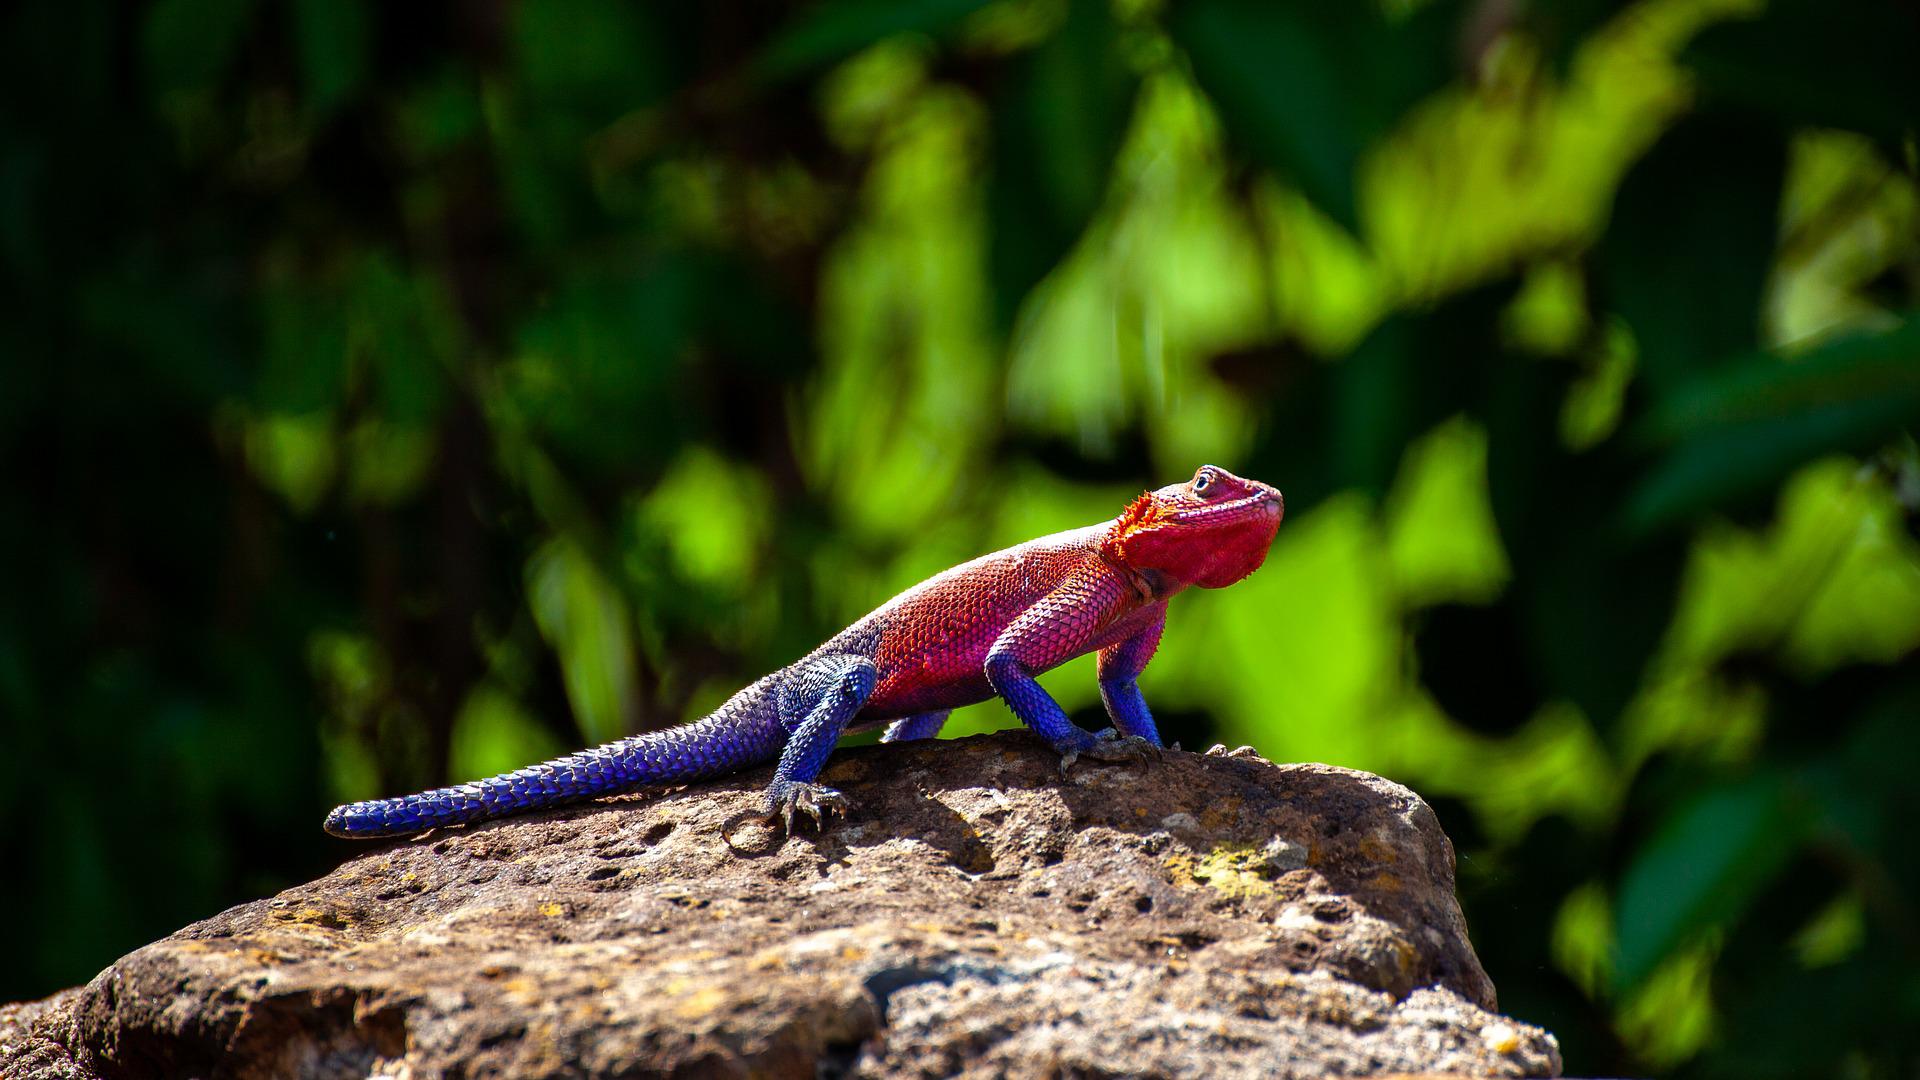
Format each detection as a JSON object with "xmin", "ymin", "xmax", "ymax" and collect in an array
[{"xmin": 0, "ymin": 731, "xmax": 1560, "ymax": 1079}]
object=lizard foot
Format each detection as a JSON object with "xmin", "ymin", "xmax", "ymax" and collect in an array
[
  {"xmin": 762, "ymin": 780, "xmax": 854, "ymax": 833},
  {"xmin": 1058, "ymin": 728, "xmax": 1160, "ymax": 776}
]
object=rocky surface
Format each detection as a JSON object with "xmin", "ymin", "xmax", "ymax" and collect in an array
[{"xmin": 1, "ymin": 731, "xmax": 1560, "ymax": 1079}]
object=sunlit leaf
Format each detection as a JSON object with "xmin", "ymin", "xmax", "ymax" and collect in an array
[
  {"xmin": 450, "ymin": 686, "xmax": 567, "ymax": 782},
  {"xmin": 528, "ymin": 538, "xmax": 638, "ymax": 744}
]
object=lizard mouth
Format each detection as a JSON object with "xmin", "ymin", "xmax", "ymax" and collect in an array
[{"xmin": 1169, "ymin": 490, "xmax": 1282, "ymax": 527}]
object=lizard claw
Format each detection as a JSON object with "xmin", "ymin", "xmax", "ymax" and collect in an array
[
  {"xmin": 1057, "ymin": 729, "xmax": 1159, "ymax": 776},
  {"xmin": 762, "ymin": 781, "xmax": 854, "ymax": 834}
]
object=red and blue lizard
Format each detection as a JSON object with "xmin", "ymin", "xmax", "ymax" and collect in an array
[{"xmin": 325, "ymin": 466, "xmax": 1283, "ymax": 837}]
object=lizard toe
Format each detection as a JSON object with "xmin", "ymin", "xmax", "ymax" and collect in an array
[{"xmin": 764, "ymin": 781, "xmax": 852, "ymax": 833}]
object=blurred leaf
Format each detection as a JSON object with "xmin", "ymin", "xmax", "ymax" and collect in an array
[
  {"xmin": 1485, "ymin": 359, "xmax": 1684, "ymax": 724},
  {"xmin": 1331, "ymin": 294, "xmax": 1497, "ymax": 494},
  {"xmin": 343, "ymin": 421, "xmax": 434, "ymax": 506},
  {"xmin": 291, "ymin": 0, "xmax": 369, "ymax": 119},
  {"xmin": 639, "ymin": 448, "xmax": 770, "ymax": 594},
  {"xmin": 528, "ymin": 538, "xmax": 637, "ymax": 744},
  {"xmin": 1705, "ymin": 947, "xmax": 1915, "ymax": 1079},
  {"xmin": 1626, "ymin": 317, "xmax": 1920, "ymax": 532},
  {"xmin": 758, "ymin": 0, "xmax": 992, "ymax": 81},
  {"xmin": 397, "ymin": 68, "xmax": 483, "ymax": 157},
  {"xmin": 1250, "ymin": 283, "xmax": 1511, "ymax": 509},
  {"xmin": 507, "ymin": 259, "xmax": 700, "ymax": 476},
  {"xmin": 1383, "ymin": 416, "xmax": 1511, "ymax": 607},
  {"xmin": 1614, "ymin": 769, "xmax": 1808, "ymax": 990},
  {"xmin": 987, "ymin": 0, "xmax": 1136, "ymax": 327},
  {"xmin": 144, "ymin": 0, "xmax": 252, "ymax": 95},
  {"xmin": 1170, "ymin": 0, "xmax": 1460, "ymax": 233},
  {"xmin": 1644, "ymin": 318, "xmax": 1920, "ymax": 436},
  {"xmin": 450, "ymin": 686, "xmax": 567, "ymax": 781},
  {"xmin": 350, "ymin": 257, "xmax": 452, "ymax": 425},
  {"xmin": 244, "ymin": 411, "xmax": 337, "ymax": 515},
  {"xmin": 513, "ymin": 0, "xmax": 669, "ymax": 120},
  {"xmin": 1601, "ymin": 113, "xmax": 1786, "ymax": 397},
  {"xmin": 258, "ymin": 284, "xmax": 349, "ymax": 412},
  {"xmin": 1613, "ymin": 940, "xmax": 1718, "ymax": 1069},
  {"xmin": 1686, "ymin": 0, "xmax": 1920, "ymax": 144}
]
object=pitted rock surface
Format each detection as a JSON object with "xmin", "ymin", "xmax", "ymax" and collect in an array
[{"xmin": 0, "ymin": 731, "xmax": 1560, "ymax": 1078}]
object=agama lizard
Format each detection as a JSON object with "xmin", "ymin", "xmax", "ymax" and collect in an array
[{"xmin": 325, "ymin": 465, "xmax": 1283, "ymax": 838}]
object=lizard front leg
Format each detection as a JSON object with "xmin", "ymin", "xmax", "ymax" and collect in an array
[
  {"xmin": 764, "ymin": 654, "xmax": 877, "ymax": 830},
  {"xmin": 1098, "ymin": 604, "xmax": 1166, "ymax": 747},
  {"xmin": 983, "ymin": 564, "xmax": 1158, "ymax": 774}
]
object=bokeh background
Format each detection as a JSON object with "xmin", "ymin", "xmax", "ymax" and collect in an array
[{"xmin": 5, "ymin": 0, "xmax": 1918, "ymax": 1074}]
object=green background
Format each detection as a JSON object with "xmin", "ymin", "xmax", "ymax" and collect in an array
[{"xmin": 4, "ymin": 0, "xmax": 1918, "ymax": 1075}]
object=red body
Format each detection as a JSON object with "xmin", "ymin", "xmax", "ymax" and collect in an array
[{"xmin": 833, "ymin": 466, "xmax": 1285, "ymax": 726}]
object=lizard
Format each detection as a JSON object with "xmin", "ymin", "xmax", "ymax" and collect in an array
[{"xmin": 324, "ymin": 465, "xmax": 1283, "ymax": 838}]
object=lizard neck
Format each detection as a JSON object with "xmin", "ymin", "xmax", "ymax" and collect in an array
[
  {"xmin": 1104, "ymin": 550, "xmax": 1182, "ymax": 603},
  {"xmin": 1134, "ymin": 566, "xmax": 1179, "ymax": 602},
  {"xmin": 1099, "ymin": 520, "xmax": 1184, "ymax": 603}
]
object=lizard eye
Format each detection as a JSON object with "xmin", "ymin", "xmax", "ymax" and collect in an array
[{"xmin": 1192, "ymin": 472, "xmax": 1212, "ymax": 495}]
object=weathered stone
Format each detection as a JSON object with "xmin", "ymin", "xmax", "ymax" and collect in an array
[{"xmin": 0, "ymin": 731, "xmax": 1560, "ymax": 1078}]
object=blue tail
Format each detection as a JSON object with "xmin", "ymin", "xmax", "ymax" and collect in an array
[{"xmin": 324, "ymin": 708, "xmax": 784, "ymax": 839}]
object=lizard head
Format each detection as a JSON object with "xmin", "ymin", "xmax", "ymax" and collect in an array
[{"xmin": 1104, "ymin": 465, "xmax": 1284, "ymax": 589}]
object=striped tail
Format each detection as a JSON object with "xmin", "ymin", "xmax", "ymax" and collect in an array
[{"xmin": 323, "ymin": 708, "xmax": 784, "ymax": 839}]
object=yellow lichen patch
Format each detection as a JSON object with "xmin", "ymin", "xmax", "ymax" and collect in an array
[
  {"xmin": 537, "ymin": 901, "xmax": 566, "ymax": 917},
  {"xmin": 500, "ymin": 977, "xmax": 542, "ymax": 1003},
  {"xmin": 1364, "ymin": 872, "xmax": 1405, "ymax": 894},
  {"xmin": 1355, "ymin": 835, "xmax": 1400, "ymax": 865},
  {"xmin": 1165, "ymin": 845, "xmax": 1280, "ymax": 900},
  {"xmin": 1199, "ymin": 798, "xmax": 1244, "ymax": 832},
  {"xmin": 1391, "ymin": 938, "xmax": 1417, "ymax": 976},
  {"xmin": 285, "ymin": 906, "xmax": 354, "ymax": 929},
  {"xmin": 673, "ymin": 986, "xmax": 730, "ymax": 1019}
]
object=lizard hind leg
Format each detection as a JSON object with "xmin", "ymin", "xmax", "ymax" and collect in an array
[
  {"xmin": 880, "ymin": 710, "xmax": 949, "ymax": 743},
  {"xmin": 763, "ymin": 654, "xmax": 878, "ymax": 831}
]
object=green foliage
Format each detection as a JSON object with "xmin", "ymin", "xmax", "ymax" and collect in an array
[
  {"xmin": 3, "ymin": 0, "xmax": 1917, "ymax": 1075},
  {"xmin": 1169, "ymin": 0, "xmax": 1460, "ymax": 233}
]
